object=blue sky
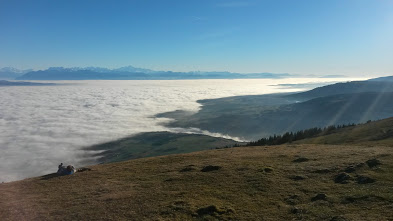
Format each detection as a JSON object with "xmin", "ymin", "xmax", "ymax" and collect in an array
[{"xmin": 0, "ymin": 0, "xmax": 392, "ymax": 76}]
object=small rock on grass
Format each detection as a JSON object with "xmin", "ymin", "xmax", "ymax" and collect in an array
[
  {"xmin": 366, "ymin": 159, "xmax": 381, "ymax": 168},
  {"xmin": 356, "ymin": 175, "xmax": 375, "ymax": 184},
  {"xmin": 264, "ymin": 167, "xmax": 273, "ymax": 173},
  {"xmin": 201, "ymin": 165, "xmax": 221, "ymax": 172},
  {"xmin": 290, "ymin": 175, "xmax": 306, "ymax": 181},
  {"xmin": 290, "ymin": 207, "xmax": 306, "ymax": 214},
  {"xmin": 311, "ymin": 193, "xmax": 327, "ymax": 201},
  {"xmin": 334, "ymin": 172, "xmax": 351, "ymax": 184},
  {"xmin": 330, "ymin": 216, "xmax": 347, "ymax": 221},
  {"xmin": 344, "ymin": 166, "xmax": 356, "ymax": 173},
  {"xmin": 292, "ymin": 157, "xmax": 309, "ymax": 163},
  {"xmin": 195, "ymin": 205, "xmax": 234, "ymax": 217}
]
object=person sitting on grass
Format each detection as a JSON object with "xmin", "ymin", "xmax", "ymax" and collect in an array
[{"xmin": 57, "ymin": 163, "xmax": 75, "ymax": 175}]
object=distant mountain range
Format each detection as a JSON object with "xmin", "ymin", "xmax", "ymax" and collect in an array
[
  {"xmin": 0, "ymin": 66, "xmax": 292, "ymax": 80},
  {"xmin": 0, "ymin": 67, "xmax": 33, "ymax": 79},
  {"xmin": 2, "ymin": 65, "xmax": 392, "ymax": 80}
]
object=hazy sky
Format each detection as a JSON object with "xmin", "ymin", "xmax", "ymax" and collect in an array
[{"xmin": 1, "ymin": 0, "xmax": 392, "ymax": 76}]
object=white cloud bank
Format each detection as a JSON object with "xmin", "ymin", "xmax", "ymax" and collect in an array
[{"xmin": 0, "ymin": 78, "xmax": 364, "ymax": 182}]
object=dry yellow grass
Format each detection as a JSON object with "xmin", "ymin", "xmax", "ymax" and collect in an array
[{"xmin": 1, "ymin": 144, "xmax": 392, "ymax": 221}]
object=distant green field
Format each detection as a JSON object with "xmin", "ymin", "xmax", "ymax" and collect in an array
[{"xmin": 86, "ymin": 132, "xmax": 242, "ymax": 163}]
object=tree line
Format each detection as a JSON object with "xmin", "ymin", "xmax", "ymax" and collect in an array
[{"xmin": 245, "ymin": 122, "xmax": 362, "ymax": 147}]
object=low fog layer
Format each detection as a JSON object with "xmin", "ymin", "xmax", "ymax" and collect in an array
[{"xmin": 0, "ymin": 78, "xmax": 361, "ymax": 182}]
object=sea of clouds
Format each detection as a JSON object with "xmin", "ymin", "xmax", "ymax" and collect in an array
[{"xmin": 0, "ymin": 78, "xmax": 363, "ymax": 182}]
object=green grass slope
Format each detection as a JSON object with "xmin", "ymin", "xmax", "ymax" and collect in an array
[
  {"xmin": 1, "ymin": 144, "xmax": 392, "ymax": 220},
  {"xmin": 296, "ymin": 117, "xmax": 393, "ymax": 146},
  {"xmin": 86, "ymin": 132, "xmax": 241, "ymax": 163},
  {"xmin": 286, "ymin": 81, "xmax": 393, "ymax": 100}
]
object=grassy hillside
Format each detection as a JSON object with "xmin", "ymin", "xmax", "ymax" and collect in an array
[
  {"xmin": 1, "ymin": 144, "xmax": 392, "ymax": 220},
  {"xmin": 159, "ymin": 92, "xmax": 393, "ymax": 140},
  {"xmin": 296, "ymin": 117, "xmax": 393, "ymax": 146},
  {"xmin": 368, "ymin": 76, "xmax": 393, "ymax": 82},
  {"xmin": 86, "ymin": 132, "xmax": 241, "ymax": 163},
  {"xmin": 157, "ymin": 80, "xmax": 393, "ymax": 140}
]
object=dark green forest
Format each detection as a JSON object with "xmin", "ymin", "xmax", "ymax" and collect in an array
[{"xmin": 246, "ymin": 123, "xmax": 359, "ymax": 146}]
